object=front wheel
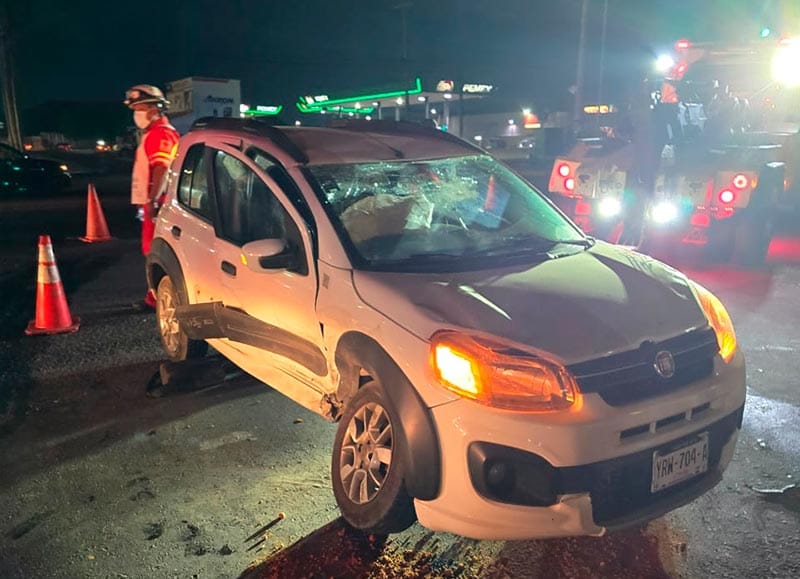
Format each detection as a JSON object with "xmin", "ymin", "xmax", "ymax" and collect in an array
[
  {"xmin": 331, "ymin": 380, "xmax": 416, "ymax": 534},
  {"xmin": 155, "ymin": 275, "xmax": 208, "ymax": 362}
]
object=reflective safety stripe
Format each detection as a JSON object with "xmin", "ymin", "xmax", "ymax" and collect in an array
[
  {"xmin": 37, "ymin": 264, "xmax": 61, "ymax": 284},
  {"xmin": 38, "ymin": 243, "xmax": 55, "ymax": 264}
]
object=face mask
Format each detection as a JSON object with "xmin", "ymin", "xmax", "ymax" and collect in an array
[{"xmin": 133, "ymin": 110, "xmax": 151, "ymax": 129}]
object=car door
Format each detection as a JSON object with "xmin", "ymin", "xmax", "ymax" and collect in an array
[
  {"xmin": 205, "ymin": 142, "xmax": 330, "ymax": 404},
  {"xmin": 167, "ymin": 143, "xmax": 220, "ymax": 304}
]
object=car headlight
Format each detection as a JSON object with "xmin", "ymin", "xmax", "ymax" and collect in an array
[
  {"xmin": 597, "ymin": 196, "xmax": 622, "ymax": 218},
  {"xmin": 650, "ymin": 201, "xmax": 679, "ymax": 223},
  {"xmin": 689, "ymin": 281, "xmax": 737, "ymax": 363},
  {"xmin": 59, "ymin": 164, "xmax": 69, "ymax": 172},
  {"xmin": 430, "ymin": 331, "xmax": 578, "ymax": 412}
]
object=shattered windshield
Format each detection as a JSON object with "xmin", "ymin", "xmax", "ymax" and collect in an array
[{"xmin": 306, "ymin": 154, "xmax": 585, "ymax": 270}]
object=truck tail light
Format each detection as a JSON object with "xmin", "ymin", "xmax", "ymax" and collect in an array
[
  {"xmin": 558, "ymin": 163, "xmax": 571, "ymax": 177},
  {"xmin": 564, "ymin": 177, "xmax": 576, "ymax": 192},
  {"xmin": 732, "ymin": 174, "xmax": 748, "ymax": 189},
  {"xmin": 718, "ymin": 189, "xmax": 736, "ymax": 204}
]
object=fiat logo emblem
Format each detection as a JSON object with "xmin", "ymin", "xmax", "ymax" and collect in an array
[{"xmin": 654, "ymin": 350, "xmax": 676, "ymax": 379}]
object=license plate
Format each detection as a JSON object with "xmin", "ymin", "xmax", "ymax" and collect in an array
[{"xmin": 651, "ymin": 433, "xmax": 709, "ymax": 493}]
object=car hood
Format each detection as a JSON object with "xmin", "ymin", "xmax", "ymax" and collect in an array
[{"xmin": 352, "ymin": 242, "xmax": 707, "ymax": 364}]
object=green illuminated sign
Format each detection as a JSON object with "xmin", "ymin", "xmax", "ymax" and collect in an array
[
  {"xmin": 296, "ymin": 102, "xmax": 375, "ymax": 115},
  {"xmin": 243, "ymin": 105, "xmax": 283, "ymax": 116},
  {"xmin": 296, "ymin": 77, "xmax": 423, "ymax": 112}
]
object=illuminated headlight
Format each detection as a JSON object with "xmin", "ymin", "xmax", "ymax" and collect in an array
[
  {"xmin": 689, "ymin": 281, "xmax": 737, "ymax": 363},
  {"xmin": 430, "ymin": 331, "xmax": 578, "ymax": 412},
  {"xmin": 650, "ymin": 201, "xmax": 679, "ymax": 223},
  {"xmin": 597, "ymin": 197, "xmax": 622, "ymax": 218},
  {"xmin": 773, "ymin": 39, "xmax": 800, "ymax": 87},
  {"xmin": 655, "ymin": 54, "xmax": 675, "ymax": 73},
  {"xmin": 59, "ymin": 164, "xmax": 69, "ymax": 172}
]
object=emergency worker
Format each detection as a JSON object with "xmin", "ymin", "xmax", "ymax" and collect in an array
[
  {"xmin": 618, "ymin": 81, "xmax": 661, "ymax": 247},
  {"xmin": 124, "ymin": 84, "xmax": 179, "ymax": 309}
]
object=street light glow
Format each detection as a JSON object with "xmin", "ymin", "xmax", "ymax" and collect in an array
[{"xmin": 773, "ymin": 38, "xmax": 800, "ymax": 87}]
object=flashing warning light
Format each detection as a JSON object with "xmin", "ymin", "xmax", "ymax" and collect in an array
[
  {"xmin": 719, "ymin": 190, "xmax": 736, "ymax": 204},
  {"xmin": 732, "ymin": 174, "xmax": 749, "ymax": 189},
  {"xmin": 675, "ymin": 39, "xmax": 692, "ymax": 50},
  {"xmin": 558, "ymin": 164, "xmax": 571, "ymax": 177},
  {"xmin": 564, "ymin": 177, "xmax": 576, "ymax": 192}
]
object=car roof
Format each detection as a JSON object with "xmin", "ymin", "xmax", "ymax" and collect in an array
[{"xmin": 189, "ymin": 117, "xmax": 482, "ymax": 166}]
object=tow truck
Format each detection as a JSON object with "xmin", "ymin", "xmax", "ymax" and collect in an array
[{"xmin": 548, "ymin": 37, "xmax": 800, "ymax": 265}]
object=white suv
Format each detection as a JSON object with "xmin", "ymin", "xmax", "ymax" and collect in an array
[{"xmin": 148, "ymin": 118, "xmax": 745, "ymax": 540}]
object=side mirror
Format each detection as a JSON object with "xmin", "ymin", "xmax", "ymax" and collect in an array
[{"xmin": 241, "ymin": 238, "xmax": 296, "ymax": 272}]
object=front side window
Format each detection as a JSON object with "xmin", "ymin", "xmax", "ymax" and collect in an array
[
  {"xmin": 306, "ymin": 154, "xmax": 585, "ymax": 270},
  {"xmin": 213, "ymin": 150, "xmax": 293, "ymax": 246},
  {"xmin": 177, "ymin": 144, "xmax": 213, "ymax": 220}
]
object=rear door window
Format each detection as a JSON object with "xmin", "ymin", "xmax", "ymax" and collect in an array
[{"xmin": 177, "ymin": 144, "xmax": 213, "ymax": 220}]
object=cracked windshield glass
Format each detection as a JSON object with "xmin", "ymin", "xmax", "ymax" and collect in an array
[{"xmin": 309, "ymin": 154, "xmax": 584, "ymax": 268}]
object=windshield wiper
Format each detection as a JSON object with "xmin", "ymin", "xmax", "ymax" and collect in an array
[{"xmin": 552, "ymin": 236, "xmax": 595, "ymax": 248}]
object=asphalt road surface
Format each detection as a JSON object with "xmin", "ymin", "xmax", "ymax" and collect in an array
[{"xmin": 1, "ymin": 167, "xmax": 799, "ymax": 578}]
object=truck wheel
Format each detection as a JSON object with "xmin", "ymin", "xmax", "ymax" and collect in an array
[
  {"xmin": 332, "ymin": 380, "xmax": 416, "ymax": 534},
  {"xmin": 731, "ymin": 217, "xmax": 772, "ymax": 267},
  {"xmin": 155, "ymin": 275, "xmax": 208, "ymax": 361}
]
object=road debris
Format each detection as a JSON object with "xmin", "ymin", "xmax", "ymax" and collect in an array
[{"xmin": 751, "ymin": 483, "xmax": 800, "ymax": 512}]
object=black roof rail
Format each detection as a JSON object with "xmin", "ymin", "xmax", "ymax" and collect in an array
[
  {"xmin": 323, "ymin": 118, "xmax": 483, "ymax": 153},
  {"xmin": 189, "ymin": 117, "xmax": 308, "ymax": 164}
]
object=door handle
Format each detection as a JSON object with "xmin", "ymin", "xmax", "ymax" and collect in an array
[
  {"xmin": 170, "ymin": 225, "xmax": 182, "ymax": 239},
  {"xmin": 221, "ymin": 260, "xmax": 237, "ymax": 276}
]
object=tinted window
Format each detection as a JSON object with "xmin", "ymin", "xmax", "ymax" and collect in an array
[
  {"xmin": 213, "ymin": 150, "xmax": 307, "ymax": 274},
  {"xmin": 177, "ymin": 145, "xmax": 213, "ymax": 220}
]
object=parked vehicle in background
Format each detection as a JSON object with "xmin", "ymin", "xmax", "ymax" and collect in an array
[
  {"xmin": 147, "ymin": 117, "xmax": 745, "ymax": 540},
  {"xmin": 0, "ymin": 142, "xmax": 72, "ymax": 196}
]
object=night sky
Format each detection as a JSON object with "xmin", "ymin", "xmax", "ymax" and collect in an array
[{"xmin": 6, "ymin": 0, "xmax": 798, "ymax": 112}]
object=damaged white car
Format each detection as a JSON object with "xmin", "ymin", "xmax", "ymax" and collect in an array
[{"xmin": 147, "ymin": 118, "xmax": 745, "ymax": 539}]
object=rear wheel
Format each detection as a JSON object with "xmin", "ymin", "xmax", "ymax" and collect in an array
[
  {"xmin": 331, "ymin": 380, "xmax": 416, "ymax": 534},
  {"xmin": 155, "ymin": 275, "xmax": 208, "ymax": 361}
]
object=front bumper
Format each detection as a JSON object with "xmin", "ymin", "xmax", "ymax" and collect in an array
[{"xmin": 415, "ymin": 352, "xmax": 745, "ymax": 540}]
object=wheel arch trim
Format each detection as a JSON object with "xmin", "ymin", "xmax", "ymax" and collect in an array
[{"xmin": 334, "ymin": 331, "xmax": 441, "ymax": 501}]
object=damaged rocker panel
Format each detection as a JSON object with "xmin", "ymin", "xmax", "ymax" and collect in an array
[{"xmin": 175, "ymin": 302, "xmax": 328, "ymax": 377}]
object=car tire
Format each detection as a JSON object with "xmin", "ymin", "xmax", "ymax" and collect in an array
[
  {"xmin": 731, "ymin": 216, "xmax": 771, "ymax": 267},
  {"xmin": 331, "ymin": 380, "xmax": 416, "ymax": 534},
  {"xmin": 155, "ymin": 275, "xmax": 208, "ymax": 362}
]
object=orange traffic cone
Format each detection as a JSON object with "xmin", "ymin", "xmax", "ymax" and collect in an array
[
  {"xmin": 79, "ymin": 184, "xmax": 112, "ymax": 243},
  {"xmin": 25, "ymin": 235, "xmax": 80, "ymax": 335}
]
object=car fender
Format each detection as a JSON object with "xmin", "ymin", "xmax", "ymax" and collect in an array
[
  {"xmin": 335, "ymin": 331, "xmax": 441, "ymax": 501},
  {"xmin": 146, "ymin": 238, "xmax": 188, "ymax": 301}
]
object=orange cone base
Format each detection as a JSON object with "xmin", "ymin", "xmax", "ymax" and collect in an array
[
  {"xmin": 25, "ymin": 316, "xmax": 81, "ymax": 336},
  {"xmin": 79, "ymin": 235, "xmax": 113, "ymax": 243}
]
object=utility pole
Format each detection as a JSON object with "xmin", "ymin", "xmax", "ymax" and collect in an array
[
  {"xmin": 0, "ymin": 2, "xmax": 21, "ymax": 149},
  {"xmin": 393, "ymin": 2, "xmax": 412, "ymax": 117},
  {"xmin": 572, "ymin": 0, "xmax": 590, "ymax": 137},
  {"xmin": 597, "ymin": 0, "xmax": 609, "ymax": 109}
]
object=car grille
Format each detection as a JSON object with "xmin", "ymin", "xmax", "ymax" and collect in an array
[
  {"xmin": 567, "ymin": 327, "xmax": 718, "ymax": 407},
  {"xmin": 558, "ymin": 404, "xmax": 743, "ymax": 526}
]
